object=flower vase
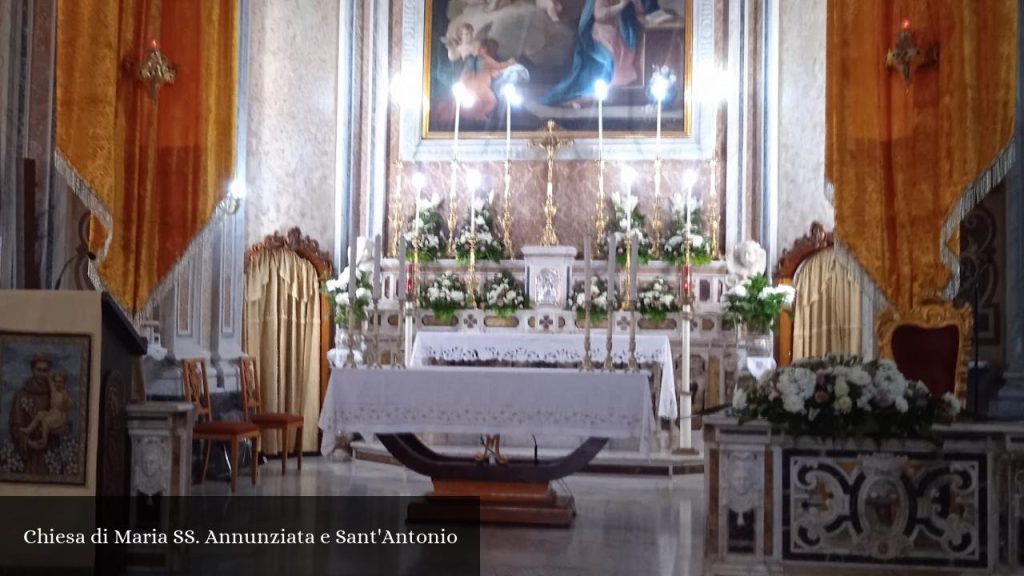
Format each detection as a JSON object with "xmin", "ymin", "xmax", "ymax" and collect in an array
[{"xmin": 741, "ymin": 326, "xmax": 774, "ymax": 358}]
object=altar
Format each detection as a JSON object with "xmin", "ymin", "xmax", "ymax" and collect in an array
[{"xmin": 319, "ymin": 366, "xmax": 653, "ymax": 526}]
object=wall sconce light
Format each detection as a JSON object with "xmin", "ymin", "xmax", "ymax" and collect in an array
[
  {"xmin": 221, "ymin": 180, "xmax": 247, "ymax": 214},
  {"xmin": 138, "ymin": 39, "xmax": 176, "ymax": 101},
  {"xmin": 885, "ymin": 20, "xmax": 938, "ymax": 86}
]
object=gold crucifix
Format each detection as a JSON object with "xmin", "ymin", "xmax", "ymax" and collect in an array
[
  {"xmin": 138, "ymin": 43, "xmax": 176, "ymax": 101},
  {"xmin": 528, "ymin": 120, "xmax": 574, "ymax": 246}
]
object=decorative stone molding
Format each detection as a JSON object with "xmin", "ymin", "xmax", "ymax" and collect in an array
[{"xmin": 127, "ymin": 403, "xmax": 194, "ymax": 497}]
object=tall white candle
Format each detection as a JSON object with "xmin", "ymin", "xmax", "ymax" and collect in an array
[
  {"xmin": 655, "ymin": 100, "xmax": 662, "ymax": 157},
  {"xmin": 397, "ymin": 240, "xmax": 407, "ymax": 299},
  {"xmin": 372, "ymin": 234, "xmax": 382, "ymax": 300},
  {"xmin": 584, "ymin": 236, "xmax": 592, "ymax": 307},
  {"xmin": 453, "ymin": 99, "xmax": 462, "ymax": 160},
  {"xmin": 598, "ymin": 98, "xmax": 604, "ymax": 160}
]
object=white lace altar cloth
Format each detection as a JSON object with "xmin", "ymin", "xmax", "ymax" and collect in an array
[
  {"xmin": 318, "ymin": 367, "xmax": 653, "ymax": 456},
  {"xmin": 410, "ymin": 332, "xmax": 678, "ymax": 420}
]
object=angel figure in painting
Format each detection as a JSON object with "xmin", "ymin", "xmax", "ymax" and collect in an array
[
  {"xmin": 19, "ymin": 371, "xmax": 72, "ymax": 450},
  {"xmin": 444, "ymin": 22, "xmax": 528, "ymax": 122},
  {"xmin": 542, "ymin": 0, "xmax": 662, "ymax": 106}
]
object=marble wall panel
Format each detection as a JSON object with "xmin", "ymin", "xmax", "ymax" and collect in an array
[
  {"xmin": 776, "ymin": 0, "xmax": 833, "ymax": 257},
  {"xmin": 245, "ymin": 0, "xmax": 339, "ymax": 255}
]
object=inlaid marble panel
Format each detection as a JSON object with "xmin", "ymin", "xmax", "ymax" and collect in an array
[
  {"xmin": 245, "ymin": 0, "xmax": 340, "ymax": 256},
  {"xmin": 776, "ymin": 0, "xmax": 833, "ymax": 256}
]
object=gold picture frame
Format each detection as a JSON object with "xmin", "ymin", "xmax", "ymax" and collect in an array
[{"xmin": 421, "ymin": 0, "xmax": 694, "ymax": 140}]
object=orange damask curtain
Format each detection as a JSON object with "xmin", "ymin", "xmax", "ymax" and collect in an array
[
  {"xmin": 826, "ymin": 0, "xmax": 1016, "ymax": 314},
  {"xmin": 55, "ymin": 0, "xmax": 238, "ymax": 315}
]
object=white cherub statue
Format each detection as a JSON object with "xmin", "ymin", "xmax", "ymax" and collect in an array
[{"xmin": 728, "ymin": 240, "xmax": 767, "ymax": 282}]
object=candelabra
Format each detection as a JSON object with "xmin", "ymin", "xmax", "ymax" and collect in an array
[
  {"xmin": 624, "ymin": 237, "xmax": 639, "ymax": 372},
  {"xmin": 603, "ymin": 304, "xmax": 616, "ymax": 370},
  {"xmin": 394, "ymin": 297, "xmax": 408, "ymax": 369},
  {"xmin": 369, "ymin": 296, "xmax": 383, "ymax": 369},
  {"xmin": 581, "ymin": 302, "xmax": 595, "ymax": 372},
  {"xmin": 466, "ymin": 232, "xmax": 478, "ymax": 309},
  {"xmin": 389, "ymin": 161, "xmax": 405, "ymax": 257},
  {"xmin": 344, "ymin": 304, "xmax": 357, "ymax": 368},
  {"xmin": 501, "ymin": 158, "xmax": 514, "ymax": 259}
]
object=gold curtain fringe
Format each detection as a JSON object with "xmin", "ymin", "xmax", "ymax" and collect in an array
[
  {"xmin": 940, "ymin": 140, "xmax": 1016, "ymax": 299},
  {"xmin": 54, "ymin": 149, "xmax": 113, "ymax": 263},
  {"xmin": 134, "ymin": 201, "xmax": 230, "ymax": 326}
]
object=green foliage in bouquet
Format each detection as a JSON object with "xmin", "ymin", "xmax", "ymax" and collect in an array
[
  {"xmin": 419, "ymin": 272, "xmax": 467, "ymax": 321},
  {"xmin": 481, "ymin": 271, "xmax": 529, "ymax": 318},
  {"xmin": 723, "ymin": 274, "xmax": 795, "ymax": 333}
]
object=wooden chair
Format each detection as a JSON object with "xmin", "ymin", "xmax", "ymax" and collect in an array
[
  {"xmin": 240, "ymin": 356, "xmax": 304, "ymax": 474},
  {"xmin": 876, "ymin": 300, "xmax": 972, "ymax": 403},
  {"xmin": 181, "ymin": 358, "xmax": 260, "ymax": 492}
]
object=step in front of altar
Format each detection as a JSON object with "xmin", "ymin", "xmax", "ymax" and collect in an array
[{"xmin": 351, "ymin": 438, "xmax": 704, "ymax": 477}]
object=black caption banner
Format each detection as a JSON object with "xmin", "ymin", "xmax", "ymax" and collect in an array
[{"xmin": 0, "ymin": 497, "xmax": 480, "ymax": 576}]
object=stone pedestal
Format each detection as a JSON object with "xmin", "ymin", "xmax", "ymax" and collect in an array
[
  {"xmin": 522, "ymin": 246, "xmax": 578, "ymax": 309},
  {"xmin": 127, "ymin": 402, "xmax": 194, "ymax": 496}
]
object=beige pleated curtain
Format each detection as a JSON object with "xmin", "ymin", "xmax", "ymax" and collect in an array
[
  {"xmin": 244, "ymin": 249, "xmax": 321, "ymax": 455},
  {"xmin": 792, "ymin": 249, "xmax": 863, "ymax": 361}
]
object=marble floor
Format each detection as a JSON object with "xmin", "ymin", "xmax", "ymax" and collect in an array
[{"xmin": 192, "ymin": 455, "xmax": 706, "ymax": 576}]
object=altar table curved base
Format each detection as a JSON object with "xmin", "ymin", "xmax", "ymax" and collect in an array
[{"xmin": 378, "ymin": 433, "xmax": 609, "ymax": 527}]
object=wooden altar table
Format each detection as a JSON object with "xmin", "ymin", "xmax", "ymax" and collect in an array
[{"xmin": 319, "ymin": 366, "xmax": 652, "ymax": 526}]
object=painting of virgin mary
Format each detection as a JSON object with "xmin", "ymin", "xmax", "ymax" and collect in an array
[{"xmin": 424, "ymin": 0, "xmax": 689, "ymax": 137}]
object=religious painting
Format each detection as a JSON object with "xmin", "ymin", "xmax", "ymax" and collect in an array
[
  {"xmin": 0, "ymin": 333, "xmax": 91, "ymax": 485},
  {"xmin": 424, "ymin": 0, "xmax": 691, "ymax": 137}
]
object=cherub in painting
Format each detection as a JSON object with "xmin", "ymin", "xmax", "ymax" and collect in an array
[{"xmin": 443, "ymin": 23, "xmax": 520, "ymax": 121}]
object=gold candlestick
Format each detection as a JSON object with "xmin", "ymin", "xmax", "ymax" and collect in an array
[
  {"xmin": 529, "ymin": 121, "xmax": 574, "ymax": 247},
  {"xmin": 369, "ymin": 296, "xmax": 382, "ymax": 369},
  {"xmin": 344, "ymin": 304, "xmax": 357, "ymax": 368},
  {"xmin": 624, "ymin": 236, "xmax": 638, "ymax": 372},
  {"xmin": 467, "ymin": 233, "xmax": 478, "ymax": 308},
  {"xmin": 501, "ymin": 158, "xmax": 514, "ymax": 258},
  {"xmin": 389, "ymin": 161, "xmax": 405, "ymax": 257}
]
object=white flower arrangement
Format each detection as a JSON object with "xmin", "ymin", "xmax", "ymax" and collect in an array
[
  {"xmin": 482, "ymin": 271, "xmax": 529, "ymax": 317},
  {"xmin": 600, "ymin": 189, "xmax": 652, "ymax": 264},
  {"xmin": 419, "ymin": 272, "xmax": 467, "ymax": 320},
  {"xmin": 453, "ymin": 192, "xmax": 505, "ymax": 263},
  {"xmin": 662, "ymin": 192, "xmax": 713, "ymax": 266},
  {"xmin": 637, "ymin": 276, "xmax": 679, "ymax": 322},
  {"xmin": 734, "ymin": 357, "xmax": 961, "ymax": 442},
  {"xmin": 322, "ymin": 269, "xmax": 372, "ymax": 324},
  {"xmin": 568, "ymin": 276, "xmax": 613, "ymax": 322},
  {"xmin": 723, "ymin": 274, "xmax": 796, "ymax": 333},
  {"xmin": 403, "ymin": 192, "xmax": 445, "ymax": 262}
]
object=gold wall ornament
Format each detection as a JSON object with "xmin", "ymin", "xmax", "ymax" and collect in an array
[
  {"xmin": 885, "ymin": 22, "xmax": 938, "ymax": 86},
  {"xmin": 595, "ymin": 159, "xmax": 608, "ymax": 254},
  {"xmin": 528, "ymin": 121, "xmax": 574, "ymax": 247},
  {"xmin": 447, "ymin": 160, "xmax": 460, "ymax": 257},
  {"xmin": 138, "ymin": 41, "xmax": 176, "ymax": 101},
  {"xmin": 501, "ymin": 157, "xmax": 514, "ymax": 258},
  {"xmin": 651, "ymin": 157, "xmax": 664, "ymax": 258},
  {"xmin": 706, "ymin": 155, "xmax": 721, "ymax": 259}
]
